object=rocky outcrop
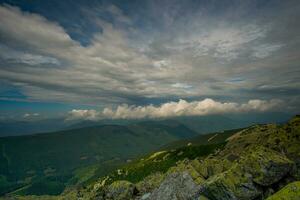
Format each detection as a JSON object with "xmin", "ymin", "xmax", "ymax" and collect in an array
[
  {"xmin": 239, "ymin": 146, "xmax": 294, "ymax": 186},
  {"xmin": 200, "ymin": 146, "xmax": 294, "ymax": 200},
  {"xmin": 135, "ymin": 173, "xmax": 165, "ymax": 194},
  {"xmin": 167, "ymin": 160, "xmax": 206, "ymax": 185},
  {"xmin": 200, "ymin": 164, "xmax": 262, "ymax": 200},
  {"xmin": 104, "ymin": 180, "xmax": 137, "ymax": 200},
  {"xmin": 193, "ymin": 158, "xmax": 232, "ymax": 179},
  {"xmin": 147, "ymin": 172, "xmax": 200, "ymax": 200}
]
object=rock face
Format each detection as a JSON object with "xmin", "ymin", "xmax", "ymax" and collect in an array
[
  {"xmin": 266, "ymin": 181, "xmax": 300, "ymax": 200},
  {"xmin": 148, "ymin": 172, "xmax": 200, "ymax": 200}
]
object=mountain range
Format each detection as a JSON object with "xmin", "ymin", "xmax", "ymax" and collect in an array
[{"xmin": 0, "ymin": 112, "xmax": 292, "ymax": 137}]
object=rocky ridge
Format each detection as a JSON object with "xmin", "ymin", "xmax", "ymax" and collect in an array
[{"xmin": 89, "ymin": 115, "xmax": 300, "ymax": 200}]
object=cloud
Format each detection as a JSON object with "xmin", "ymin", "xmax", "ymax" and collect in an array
[
  {"xmin": 0, "ymin": 44, "xmax": 60, "ymax": 65},
  {"xmin": 0, "ymin": 1, "xmax": 299, "ymax": 111},
  {"xmin": 171, "ymin": 83, "xmax": 193, "ymax": 89},
  {"xmin": 66, "ymin": 98, "xmax": 284, "ymax": 121},
  {"xmin": 23, "ymin": 113, "xmax": 40, "ymax": 118},
  {"xmin": 252, "ymin": 44, "xmax": 283, "ymax": 59}
]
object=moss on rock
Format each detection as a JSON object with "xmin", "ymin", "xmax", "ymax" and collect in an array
[
  {"xmin": 167, "ymin": 160, "xmax": 205, "ymax": 185},
  {"xmin": 104, "ymin": 180, "xmax": 136, "ymax": 200},
  {"xmin": 239, "ymin": 146, "xmax": 294, "ymax": 186},
  {"xmin": 266, "ymin": 181, "xmax": 300, "ymax": 200},
  {"xmin": 201, "ymin": 163, "xmax": 262, "ymax": 200},
  {"xmin": 136, "ymin": 172, "xmax": 165, "ymax": 194}
]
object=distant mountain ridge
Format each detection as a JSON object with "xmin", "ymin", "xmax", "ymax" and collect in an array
[
  {"xmin": 0, "ymin": 120, "xmax": 197, "ymax": 196},
  {"xmin": 0, "ymin": 112, "xmax": 292, "ymax": 137}
]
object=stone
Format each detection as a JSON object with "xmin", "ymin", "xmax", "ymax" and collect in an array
[
  {"xmin": 148, "ymin": 172, "xmax": 200, "ymax": 200},
  {"xmin": 240, "ymin": 146, "xmax": 294, "ymax": 186},
  {"xmin": 105, "ymin": 180, "xmax": 137, "ymax": 200}
]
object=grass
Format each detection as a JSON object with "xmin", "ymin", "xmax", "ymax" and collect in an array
[{"xmin": 97, "ymin": 142, "xmax": 226, "ymax": 185}]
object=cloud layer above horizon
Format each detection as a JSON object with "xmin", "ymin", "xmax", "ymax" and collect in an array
[
  {"xmin": 0, "ymin": 0, "xmax": 299, "ymax": 117},
  {"xmin": 66, "ymin": 98, "xmax": 284, "ymax": 120}
]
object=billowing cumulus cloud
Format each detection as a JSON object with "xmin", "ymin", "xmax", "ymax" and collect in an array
[{"xmin": 66, "ymin": 98, "xmax": 284, "ymax": 121}]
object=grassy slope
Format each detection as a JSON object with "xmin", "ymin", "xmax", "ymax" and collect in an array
[
  {"xmin": 160, "ymin": 128, "xmax": 244, "ymax": 150},
  {"xmin": 96, "ymin": 143, "xmax": 226, "ymax": 186},
  {"xmin": 87, "ymin": 128, "xmax": 241, "ymax": 187}
]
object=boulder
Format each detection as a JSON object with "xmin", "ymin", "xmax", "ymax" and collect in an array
[
  {"xmin": 201, "ymin": 164, "xmax": 261, "ymax": 200},
  {"xmin": 240, "ymin": 146, "xmax": 294, "ymax": 186},
  {"xmin": 148, "ymin": 172, "xmax": 200, "ymax": 200},
  {"xmin": 192, "ymin": 158, "xmax": 231, "ymax": 179},
  {"xmin": 167, "ymin": 160, "xmax": 205, "ymax": 184},
  {"xmin": 136, "ymin": 172, "xmax": 165, "ymax": 194},
  {"xmin": 200, "ymin": 146, "xmax": 294, "ymax": 200},
  {"xmin": 105, "ymin": 180, "xmax": 137, "ymax": 200}
]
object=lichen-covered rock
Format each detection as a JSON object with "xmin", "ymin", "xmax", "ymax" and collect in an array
[
  {"xmin": 167, "ymin": 160, "xmax": 205, "ymax": 184},
  {"xmin": 200, "ymin": 146, "xmax": 295, "ymax": 200},
  {"xmin": 193, "ymin": 158, "xmax": 232, "ymax": 179},
  {"xmin": 201, "ymin": 164, "xmax": 262, "ymax": 200},
  {"xmin": 198, "ymin": 195, "xmax": 210, "ymax": 200},
  {"xmin": 135, "ymin": 172, "xmax": 165, "ymax": 194},
  {"xmin": 266, "ymin": 181, "xmax": 300, "ymax": 200},
  {"xmin": 148, "ymin": 172, "xmax": 201, "ymax": 200},
  {"xmin": 105, "ymin": 180, "xmax": 137, "ymax": 200},
  {"xmin": 240, "ymin": 146, "xmax": 294, "ymax": 186}
]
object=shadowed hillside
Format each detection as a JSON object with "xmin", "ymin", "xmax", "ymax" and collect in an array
[{"xmin": 0, "ymin": 121, "xmax": 197, "ymax": 196}]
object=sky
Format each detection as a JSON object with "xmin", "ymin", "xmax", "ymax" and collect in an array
[{"xmin": 0, "ymin": 0, "xmax": 299, "ymax": 121}]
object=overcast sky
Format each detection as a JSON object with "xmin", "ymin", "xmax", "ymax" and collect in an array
[{"xmin": 0, "ymin": 0, "xmax": 299, "ymax": 120}]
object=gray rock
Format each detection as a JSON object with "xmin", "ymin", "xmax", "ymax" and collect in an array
[
  {"xmin": 239, "ymin": 146, "xmax": 294, "ymax": 186},
  {"xmin": 148, "ymin": 171, "xmax": 200, "ymax": 200},
  {"xmin": 200, "ymin": 165, "xmax": 262, "ymax": 200},
  {"xmin": 105, "ymin": 180, "xmax": 136, "ymax": 200}
]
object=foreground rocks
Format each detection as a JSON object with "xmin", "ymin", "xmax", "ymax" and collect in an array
[{"xmin": 200, "ymin": 147, "xmax": 294, "ymax": 200}]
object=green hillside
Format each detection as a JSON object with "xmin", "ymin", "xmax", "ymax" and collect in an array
[
  {"xmin": 2, "ymin": 115, "xmax": 299, "ymax": 200},
  {"xmin": 39, "ymin": 115, "xmax": 299, "ymax": 200},
  {"xmin": 0, "ymin": 121, "xmax": 197, "ymax": 196}
]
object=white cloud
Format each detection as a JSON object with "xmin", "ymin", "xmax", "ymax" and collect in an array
[
  {"xmin": 153, "ymin": 60, "xmax": 169, "ymax": 68},
  {"xmin": 66, "ymin": 109, "xmax": 98, "ymax": 121},
  {"xmin": 0, "ymin": 3, "xmax": 298, "ymax": 109},
  {"xmin": 0, "ymin": 45, "xmax": 60, "ymax": 65},
  {"xmin": 0, "ymin": 5, "xmax": 76, "ymax": 52},
  {"xmin": 252, "ymin": 44, "xmax": 282, "ymax": 59},
  {"xmin": 171, "ymin": 83, "xmax": 193, "ymax": 89},
  {"xmin": 23, "ymin": 113, "xmax": 40, "ymax": 118},
  {"xmin": 66, "ymin": 98, "xmax": 284, "ymax": 121}
]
